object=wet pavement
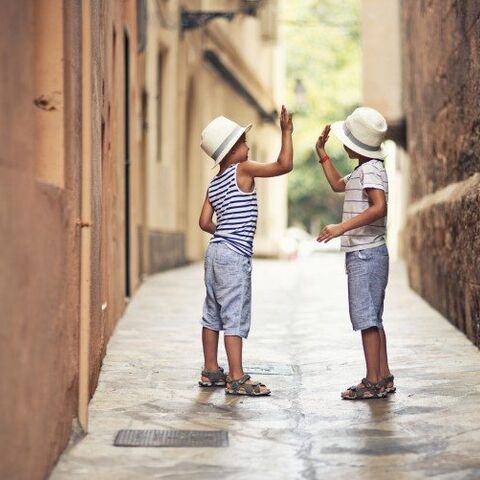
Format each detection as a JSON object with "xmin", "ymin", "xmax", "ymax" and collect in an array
[{"xmin": 51, "ymin": 252, "xmax": 480, "ymax": 479}]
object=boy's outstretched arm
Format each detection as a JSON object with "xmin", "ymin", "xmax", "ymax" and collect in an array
[
  {"xmin": 238, "ymin": 105, "xmax": 293, "ymax": 178},
  {"xmin": 315, "ymin": 125, "xmax": 345, "ymax": 193},
  {"xmin": 199, "ymin": 193, "xmax": 216, "ymax": 234},
  {"xmin": 317, "ymin": 188, "xmax": 387, "ymax": 242}
]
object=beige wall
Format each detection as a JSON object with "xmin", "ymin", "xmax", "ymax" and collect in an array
[
  {"xmin": 361, "ymin": 0, "xmax": 408, "ymax": 260},
  {"xmin": 0, "ymin": 1, "xmax": 144, "ymax": 478},
  {"xmin": 1, "ymin": 1, "xmax": 285, "ymax": 477},
  {"xmin": 0, "ymin": 2, "xmax": 82, "ymax": 478},
  {"xmin": 87, "ymin": 0, "xmax": 144, "ymax": 399},
  {"xmin": 361, "ymin": 0, "xmax": 403, "ymax": 121},
  {"xmin": 144, "ymin": 0, "xmax": 286, "ymax": 268},
  {"xmin": 383, "ymin": 140, "xmax": 410, "ymax": 259}
]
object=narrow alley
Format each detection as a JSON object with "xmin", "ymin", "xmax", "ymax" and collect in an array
[{"xmin": 51, "ymin": 252, "xmax": 480, "ymax": 480}]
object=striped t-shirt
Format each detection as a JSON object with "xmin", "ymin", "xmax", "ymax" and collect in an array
[
  {"xmin": 341, "ymin": 159, "xmax": 388, "ymax": 252},
  {"xmin": 208, "ymin": 163, "xmax": 258, "ymax": 257}
]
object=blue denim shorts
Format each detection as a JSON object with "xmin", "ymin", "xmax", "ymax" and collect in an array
[
  {"xmin": 201, "ymin": 242, "xmax": 252, "ymax": 339},
  {"xmin": 345, "ymin": 244, "xmax": 389, "ymax": 331}
]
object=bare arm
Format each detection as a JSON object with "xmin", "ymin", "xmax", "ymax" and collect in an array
[
  {"xmin": 315, "ymin": 125, "xmax": 345, "ymax": 193},
  {"xmin": 238, "ymin": 105, "xmax": 293, "ymax": 178},
  {"xmin": 199, "ymin": 193, "xmax": 216, "ymax": 234},
  {"xmin": 317, "ymin": 188, "xmax": 387, "ymax": 243}
]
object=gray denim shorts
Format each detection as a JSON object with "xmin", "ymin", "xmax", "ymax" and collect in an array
[
  {"xmin": 345, "ymin": 244, "xmax": 389, "ymax": 331},
  {"xmin": 201, "ymin": 242, "xmax": 252, "ymax": 339}
]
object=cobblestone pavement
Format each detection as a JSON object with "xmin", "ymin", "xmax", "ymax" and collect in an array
[{"xmin": 51, "ymin": 252, "xmax": 480, "ymax": 480}]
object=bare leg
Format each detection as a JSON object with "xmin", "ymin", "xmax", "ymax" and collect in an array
[
  {"xmin": 202, "ymin": 327, "xmax": 220, "ymax": 379},
  {"xmin": 379, "ymin": 327, "xmax": 391, "ymax": 378},
  {"xmin": 342, "ymin": 327, "xmax": 383, "ymax": 398},
  {"xmin": 224, "ymin": 335, "xmax": 244, "ymax": 380},
  {"xmin": 224, "ymin": 334, "xmax": 270, "ymax": 394},
  {"xmin": 361, "ymin": 327, "xmax": 381, "ymax": 383}
]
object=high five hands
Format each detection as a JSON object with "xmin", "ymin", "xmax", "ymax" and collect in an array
[
  {"xmin": 315, "ymin": 124, "xmax": 330, "ymax": 157},
  {"xmin": 316, "ymin": 124, "xmax": 344, "ymax": 243},
  {"xmin": 280, "ymin": 105, "xmax": 294, "ymax": 133}
]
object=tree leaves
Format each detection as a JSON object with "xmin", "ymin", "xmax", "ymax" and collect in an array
[{"xmin": 283, "ymin": 0, "xmax": 361, "ymax": 231}]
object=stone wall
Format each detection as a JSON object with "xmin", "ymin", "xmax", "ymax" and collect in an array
[{"xmin": 402, "ymin": 0, "xmax": 480, "ymax": 346}]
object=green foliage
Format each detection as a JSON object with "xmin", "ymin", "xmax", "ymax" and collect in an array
[{"xmin": 282, "ymin": 0, "xmax": 361, "ymax": 232}]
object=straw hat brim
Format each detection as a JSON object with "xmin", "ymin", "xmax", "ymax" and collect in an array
[
  {"xmin": 212, "ymin": 124, "xmax": 253, "ymax": 167},
  {"xmin": 330, "ymin": 121, "xmax": 386, "ymax": 160}
]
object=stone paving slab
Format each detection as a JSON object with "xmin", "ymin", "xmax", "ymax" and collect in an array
[{"xmin": 51, "ymin": 253, "xmax": 480, "ymax": 480}]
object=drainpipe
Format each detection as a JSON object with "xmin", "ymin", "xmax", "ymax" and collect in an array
[{"xmin": 79, "ymin": 0, "xmax": 92, "ymax": 433}]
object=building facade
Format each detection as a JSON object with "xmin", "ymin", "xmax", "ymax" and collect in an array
[
  {"xmin": 143, "ymin": 0, "xmax": 286, "ymax": 272},
  {"xmin": 0, "ymin": 1, "xmax": 285, "ymax": 479},
  {"xmin": 361, "ymin": 0, "xmax": 480, "ymax": 347}
]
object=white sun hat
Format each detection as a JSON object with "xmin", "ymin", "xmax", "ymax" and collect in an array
[
  {"xmin": 330, "ymin": 107, "xmax": 388, "ymax": 159},
  {"xmin": 201, "ymin": 116, "xmax": 252, "ymax": 166}
]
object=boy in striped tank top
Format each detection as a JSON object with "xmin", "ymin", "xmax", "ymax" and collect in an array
[
  {"xmin": 315, "ymin": 107, "xmax": 395, "ymax": 400},
  {"xmin": 198, "ymin": 106, "xmax": 293, "ymax": 396}
]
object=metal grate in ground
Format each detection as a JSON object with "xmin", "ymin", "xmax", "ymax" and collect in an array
[{"xmin": 113, "ymin": 430, "xmax": 228, "ymax": 448}]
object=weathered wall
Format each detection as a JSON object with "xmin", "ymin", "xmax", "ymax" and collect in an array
[
  {"xmin": 0, "ymin": 1, "xmax": 144, "ymax": 478},
  {"xmin": 1, "ymin": 0, "xmax": 283, "ymax": 477},
  {"xmin": 88, "ymin": 0, "xmax": 143, "ymax": 399},
  {"xmin": 0, "ymin": 1, "xmax": 81, "ymax": 478},
  {"xmin": 402, "ymin": 0, "xmax": 480, "ymax": 346},
  {"xmin": 144, "ymin": 0, "xmax": 286, "ymax": 270}
]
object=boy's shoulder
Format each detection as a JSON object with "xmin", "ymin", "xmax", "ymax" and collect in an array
[
  {"xmin": 359, "ymin": 159, "xmax": 385, "ymax": 172},
  {"xmin": 237, "ymin": 160, "xmax": 257, "ymax": 172},
  {"xmin": 358, "ymin": 160, "xmax": 387, "ymax": 180},
  {"xmin": 209, "ymin": 164, "xmax": 236, "ymax": 183}
]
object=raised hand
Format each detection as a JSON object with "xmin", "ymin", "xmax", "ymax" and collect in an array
[
  {"xmin": 315, "ymin": 124, "xmax": 331, "ymax": 154},
  {"xmin": 280, "ymin": 105, "xmax": 294, "ymax": 133}
]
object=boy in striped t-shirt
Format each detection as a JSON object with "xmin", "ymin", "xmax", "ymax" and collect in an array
[
  {"xmin": 197, "ymin": 106, "xmax": 293, "ymax": 396},
  {"xmin": 315, "ymin": 107, "xmax": 395, "ymax": 400}
]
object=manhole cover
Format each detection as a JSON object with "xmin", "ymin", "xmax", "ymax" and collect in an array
[
  {"xmin": 244, "ymin": 364, "xmax": 294, "ymax": 376},
  {"xmin": 114, "ymin": 430, "xmax": 228, "ymax": 447}
]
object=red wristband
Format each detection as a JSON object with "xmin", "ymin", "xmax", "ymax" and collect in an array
[{"xmin": 319, "ymin": 153, "xmax": 330, "ymax": 164}]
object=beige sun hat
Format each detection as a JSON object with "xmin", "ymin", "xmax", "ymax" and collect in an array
[
  {"xmin": 330, "ymin": 107, "xmax": 388, "ymax": 159},
  {"xmin": 200, "ymin": 116, "xmax": 252, "ymax": 166}
]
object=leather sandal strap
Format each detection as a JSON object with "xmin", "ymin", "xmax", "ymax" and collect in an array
[
  {"xmin": 361, "ymin": 378, "xmax": 377, "ymax": 389},
  {"xmin": 230, "ymin": 374, "xmax": 251, "ymax": 391},
  {"xmin": 377, "ymin": 374, "xmax": 394, "ymax": 388},
  {"xmin": 344, "ymin": 380, "xmax": 379, "ymax": 399},
  {"xmin": 201, "ymin": 367, "xmax": 226, "ymax": 383},
  {"xmin": 243, "ymin": 382, "xmax": 262, "ymax": 394}
]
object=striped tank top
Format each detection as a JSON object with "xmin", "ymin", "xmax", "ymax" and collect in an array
[{"xmin": 208, "ymin": 163, "xmax": 258, "ymax": 257}]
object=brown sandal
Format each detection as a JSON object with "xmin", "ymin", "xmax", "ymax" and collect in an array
[
  {"xmin": 198, "ymin": 367, "xmax": 227, "ymax": 387},
  {"xmin": 225, "ymin": 374, "xmax": 271, "ymax": 396},
  {"xmin": 341, "ymin": 378, "xmax": 387, "ymax": 400},
  {"xmin": 378, "ymin": 374, "xmax": 396, "ymax": 394}
]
